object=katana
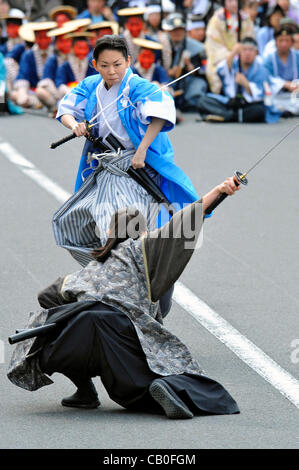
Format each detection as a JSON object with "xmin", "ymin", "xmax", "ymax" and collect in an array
[
  {"xmin": 50, "ymin": 66, "xmax": 201, "ymax": 149},
  {"xmin": 205, "ymin": 121, "xmax": 299, "ymax": 215}
]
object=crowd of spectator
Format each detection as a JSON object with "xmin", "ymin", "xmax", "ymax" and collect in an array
[{"xmin": 1, "ymin": 0, "xmax": 299, "ymax": 122}]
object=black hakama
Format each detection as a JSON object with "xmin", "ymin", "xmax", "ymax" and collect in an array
[{"xmin": 39, "ymin": 302, "xmax": 239, "ymax": 416}]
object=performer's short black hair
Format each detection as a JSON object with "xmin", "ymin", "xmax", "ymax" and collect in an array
[
  {"xmin": 241, "ymin": 37, "xmax": 258, "ymax": 48},
  {"xmin": 93, "ymin": 35, "xmax": 129, "ymax": 62},
  {"xmin": 274, "ymin": 26, "xmax": 294, "ymax": 39}
]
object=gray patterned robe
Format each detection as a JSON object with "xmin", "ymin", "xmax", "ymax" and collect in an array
[{"xmin": 8, "ymin": 200, "xmax": 204, "ymax": 390}]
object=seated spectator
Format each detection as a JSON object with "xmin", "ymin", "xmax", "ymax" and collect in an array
[
  {"xmin": 11, "ymin": 21, "xmax": 57, "ymax": 109},
  {"xmin": 118, "ymin": 7, "xmax": 159, "ymax": 64},
  {"xmin": 263, "ymin": 26, "xmax": 299, "ymax": 116},
  {"xmin": 205, "ymin": 0, "xmax": 255, "ymax": 94},
  {"xmin": 49, "ymin": 5, "xmax": 78, "ymax": 28},
  {"xmin": 0, "ymin": 50, "xmax": 23, "ymax": 114},
  {"xmin": 187, "ymin": 15, "xmax": 206, "ymax": 43},
  {"xmin": 36, "ymin": 20, "xmax": 85, "ymax": 115},
  {"xmin": 257, "ymin": 5, "xmax": 285, "ymax": 56},
  {"xmin": 77, "ymin": 0, "xmax": 114, "ymax": 23},
  {"xmin": 87, "ymin": 21, "xmax": 119, "ymax": 49},
  {"xmin": 162, "ymin": 12, "xmax": 208, "ymax": 111},
  {"xmin": 243, "ymin": 0, "xmax": 260, "ymax": 36},
  {"xmin": 197, "ymin": 37, "xmax": 280, "ymax": 122},
  {"xmin": 0, "ymin": 8, "xmax": 25, "ymax": 56},
  {"xmin": 4, "ymin": 22, "xmax": 34, "ymax": 92},
  {"xmin": 55, "ymin": 32, "xmax": 97, "ymax": 99},
  {"xmin": 131, "ymin": 37, "xmax": 170, "ymax": 84},
  {"xmin": 277, "ymin": 0, "xmax": 299, "ymax": 25},
  {"xmin": 144, "ymin": 1, "xmax": 175, "ymax": 70},
  {"xmin": 262, "ymin": 16, "xmax": 298, "ymax": 57}
]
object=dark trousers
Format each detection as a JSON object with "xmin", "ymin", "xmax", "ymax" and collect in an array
[
  {"xmin": 39, "ymin": 304, "xmax": 239, "ymax": 415},
  {"xmin": 198, "ymin": 95, "xmax": 266, "ymax": 123}
]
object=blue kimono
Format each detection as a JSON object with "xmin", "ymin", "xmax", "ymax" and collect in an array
[
  {"xmin": 42, "ymin": 54, "xmax": 59, "ymax": 81},
  {"xmin": 15, "ymin": 49, "xmax": 41, "ymax": 87},
  {"xmin": 263, "ymin": 49, "xmax": 299, "ymax": 82},
  {"xmin": 6, "ymin": 43, "xmax": 26, "ymax": 64},
  {"xmin": 56, "ymin": 68, "xmax": 199, "ymax": 210},
  {"xmin": 55, "ymin": 61, "xmax": 97, "ymax": 88},
  {"xmin": 257, "ymin": 27, "xmax": 274, "ymax": 56},
  {"xmin": 215, "ymin": 57, "xmax": 281, "ymax": 123}
]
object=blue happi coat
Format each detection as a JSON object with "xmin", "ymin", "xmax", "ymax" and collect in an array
[{"xmin": 57, "ymin": 67, "xmax": 199, "ymax": 213}]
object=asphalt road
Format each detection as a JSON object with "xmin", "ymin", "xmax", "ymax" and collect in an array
[{"xmin": 0, "ymin": 112, "xmax": 298, "ymax": 449}]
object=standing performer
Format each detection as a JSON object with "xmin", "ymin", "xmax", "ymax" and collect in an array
[
  {"xmin": 8, "ymin": 178, "xmax": 240, "ymax": 419},
  {"xmin": 52, "ymin": 35, "xmax": 200, "ymax": 268}
]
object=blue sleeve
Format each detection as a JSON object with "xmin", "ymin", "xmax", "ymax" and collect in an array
[
  {"xmin": 55, "ymin": 62, "xmax": 70, "ymax": 87},
  {"xmin": 16, "ymin": 51, "xmax": 38, "ymax": 86},
  {"xmin": 7, "ymin": 44, "xmax": 25, "ymax": 63},
  {"xmin": 42, "ymin": 55, "xmax": 57, "ymax": 80},
  {"xmin": 262, "ymin": 54, "xmax": 274, "ymax": 76}
]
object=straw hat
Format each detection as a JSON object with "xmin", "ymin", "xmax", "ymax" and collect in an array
[
  {"xmin": 18, "ymin": 23, "xmax": 35, "ymax": 43},
  {"xmin": 49, "ymin": 6, "xmax": 77, "ymax": 21},
  {"xmin": 65, "ymin": 31, "xmax": 95, "ymax": 40},
  {"xmin": 87, "ymin": 21, "xmax": 119, "ymax": 35},
  {"xmin": 47, "ymin": 19, "xmax": 90, "ymax": 37},
  {"xmin": 117, "ymin": 7, "xmax": 146, "ymax": 17},
  {"xmin": 30, "ymin": 21, "xmax": 57, "ymax": 31},
  {"xmin": 132, "ymin": 37, "xmax": 162, "ymax": 50}
]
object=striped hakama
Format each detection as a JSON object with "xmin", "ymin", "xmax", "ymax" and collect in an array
[{"xmin": 52, "ymin": 150, "xmax": 161, "ymax": 267}]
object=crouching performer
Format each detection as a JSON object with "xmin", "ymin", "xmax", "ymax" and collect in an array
[{"xmin": 7, "ymin": 177, "xmax": 240, "ymax": 420}]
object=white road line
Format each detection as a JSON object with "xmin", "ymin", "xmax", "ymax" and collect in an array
[
  {"xmin": 174, "ymin": 282, "xmax": 299, "ymax": 409},
  {"xmin": 0, "ymin": 142, "xmax": 71, "ymax": 203},
  {"xmin": 1, "ymin": 140, "xmax": 299, "ymax": 410}
]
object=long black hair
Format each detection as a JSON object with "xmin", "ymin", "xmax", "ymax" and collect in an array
[{"xmin": 92, "ymin": 207, "xmax": 147, "ymax": 262}]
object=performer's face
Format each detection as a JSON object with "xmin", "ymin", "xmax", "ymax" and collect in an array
[
  {"xmin": 269, "ymin": 12, "xmax": 284, "ymax": 31},
  {"xmin": 276, "ymin": 34, "xmax": 293, "ymax": 54},
  {"xmin": 138, "ymin": 49, "xmax": 155, "ymax": 70},
  {"xmin": 125, "ymin": 17, "xmax": 144, "ymax": 38},
  {"xmin": 56, "ymin": 35, "xmax": 73, "ymax": 54},
  {"xmin": 148, "ymin": 12, "xmax": 161, "ymax": 29},
  {"xmin": 6, "ymin": 21, "xmax": 20, "ymax": 39},
  {"xmin": 73, "ymin": 40, "xmax": 90, "ymax": 59},
  {"xmin": 240, "ymin": 44, "xmax": 257, "ymax": 66},
  {"xmin": 55, "ymin": 13, "xmax": 71, "ymax": 28},
  {"xmin": 224, "ymin": 0, "xmax": 238, "ymax": 15},
  {"xmin": 188, "ymin": 27, "xmax": 205, "ymax": 43},
  {"xmin": 93, "ymin": 49, "xmax": 131, "ymax": 89},
  {"xmin": 36, "ymin": 30, "xmax": 52, "ymax": 50}
]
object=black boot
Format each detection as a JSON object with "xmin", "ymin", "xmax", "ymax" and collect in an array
[{"xmin": 62, "ymin": 376, "xmax": 100, "ymax": 409}]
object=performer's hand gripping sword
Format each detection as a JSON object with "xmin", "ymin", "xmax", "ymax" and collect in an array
[{"xmin": 49, "ymin": 66, "xmax": 202, "ymax": 149}]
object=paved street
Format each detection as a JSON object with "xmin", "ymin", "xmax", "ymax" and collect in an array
[{"xmin": 0, "ymin": 112, "xmax": 298, "ymax": 449}]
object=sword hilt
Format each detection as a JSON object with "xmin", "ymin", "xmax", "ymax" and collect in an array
[{"xmin": 205, "ymin": 171, "xmax": 248, "ymax": 215}]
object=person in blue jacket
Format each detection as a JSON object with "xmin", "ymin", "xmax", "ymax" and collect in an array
[
  {"xmin": 55, "ymin": 32, "xmax": 98, "ymax": 100},
  {"xmin": 52, "ymin": 35, "xmax": 202, "ymax": 269},
  {"xmin": 131, "ymin": 37, "xmax": 170, "ymax": 85},
  {"xmin": 76, "ymin": 0, "xmax": 114, "ymax": 23}
]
